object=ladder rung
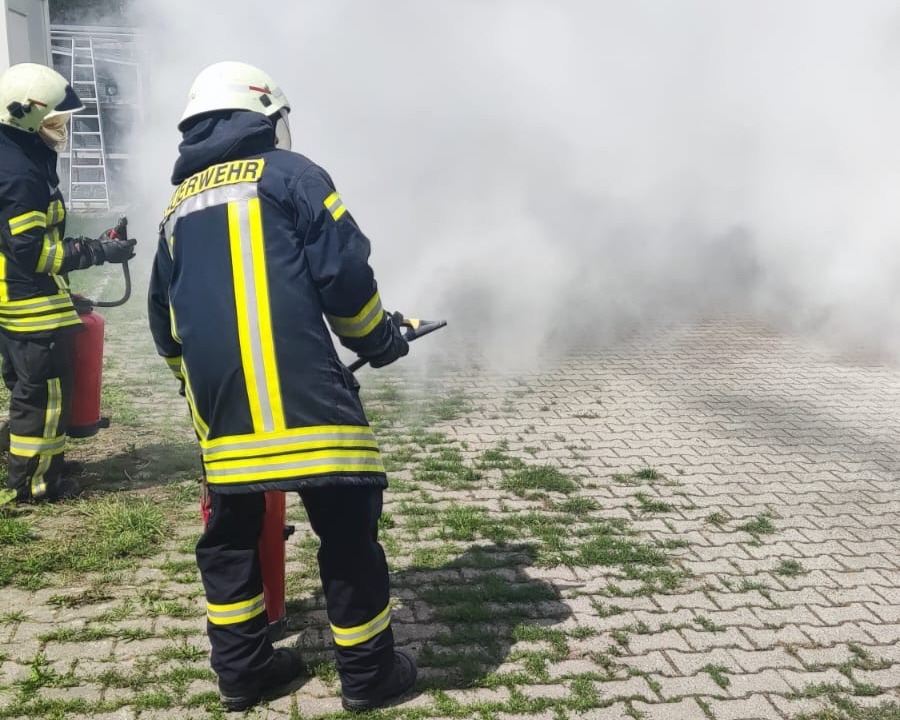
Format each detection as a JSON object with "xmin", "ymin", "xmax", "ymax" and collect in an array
[
  {"xmin": 73, "ymin": 131, "xmax": 102, "ymax": 135},
  {"xmin": 72, "ymin": 181, "xmax": 108, "ymax": 186}
]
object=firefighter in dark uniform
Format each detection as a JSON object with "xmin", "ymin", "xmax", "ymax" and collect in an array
[
  {"xmin": 0, "ymin": 63, "xmax": 136, "ymax": 503},
  {"xmin": 148, "ymin": 62, "xmax": 416, "ymax": 712}
]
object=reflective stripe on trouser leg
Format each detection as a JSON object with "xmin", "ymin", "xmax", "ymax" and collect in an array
[
  {"xmin": 196, "ymin": 491, "xmax": 273, "ymax": 687},
  {"xmin": 300, "ymin": 485, "xmax": 394, "ymax": 696},
  {"xmin": 2, "ymin": 335, "xmax": 71, "ymax": 500}
]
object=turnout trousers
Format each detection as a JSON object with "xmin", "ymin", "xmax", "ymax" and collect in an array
[
  {"xmin": 0, "ymin": 331, "xmax": 73, "ymax": 501},
  {"xmin": 196, "ymin": 485, "xmax": 394, "ymax": 695}
]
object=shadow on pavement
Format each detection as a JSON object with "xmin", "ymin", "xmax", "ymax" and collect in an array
[{"xmin": 286, "ymin": 543, "xmax": 574, "ymax": 692}]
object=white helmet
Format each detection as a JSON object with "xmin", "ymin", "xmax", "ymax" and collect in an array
[
  {"xmin": 0, "ymin": 63, "xmax": 83, "ymax": 134},
  {"xmin": 179, "ymin": 61, "xmax": 292, "ymax": 149}
]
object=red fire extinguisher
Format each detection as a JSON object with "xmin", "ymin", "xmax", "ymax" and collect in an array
[
  {"xmin": 200, "ymin": 485, "xmax": 294, "ymax": 641},
  {"xmin": 68, "ymin": 216, "xmax": 133, "ymax": 438}
]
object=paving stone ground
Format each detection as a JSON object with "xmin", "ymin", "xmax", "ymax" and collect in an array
[{"xmin": 2, "ymin": 308, "xmax": 900, "ymax": 719}]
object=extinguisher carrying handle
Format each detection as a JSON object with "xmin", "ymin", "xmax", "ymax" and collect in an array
[{"xmin": 92, "ymin": 216, "xmax": 132, "ymax": 309}]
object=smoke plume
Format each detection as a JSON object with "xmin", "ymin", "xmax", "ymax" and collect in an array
[{"xmin": 127, "ymin": 0, "xmax": 900, "ymax": 367}]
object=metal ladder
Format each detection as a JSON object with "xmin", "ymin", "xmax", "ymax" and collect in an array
[{"xmin": 66, "ymin": 36, "xmax": 110, "ymax": 211}]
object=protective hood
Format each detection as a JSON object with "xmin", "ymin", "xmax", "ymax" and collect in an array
[
  {"xmin": 171, "ymin": 110, "xmax": 276, "ymax": 184},
  {"xmin": 0, "ymin": 123, "xmax": 60, "ymax": 187}
]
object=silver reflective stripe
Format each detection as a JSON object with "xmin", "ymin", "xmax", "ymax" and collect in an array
[
  {"xmin": 202, "ymin": 430, "xmax": 377, "ymax": 459},
  {"xmin": 39, "ymin": 242, "xmax": 60, "ymax": 273},
  {"xmin": 207, "ymin": 596, "xmax": 265, "ymax": 621},
  {"xmin": 206, "ymin": 454, "xmax": 383, "ymax": 479},
  {"xmin": 0, "ymin": 294, "xmax": 74, "ymax": 313},
  {"xmin": 328, "ymin": 297, "xmax": 383, "ymax": 337},
  {"xmin": 333, "ymin": 611, "xmax": 391, "ymax": 644},
  {"xmin": 164, "ymin": 182, "xmax": 260, "ymax": 239},
  {"xmin": 232, "ymin": 201, "xmax": 275, "ymax": 433},
  {"xmin": 9, "ymin": 435, "xmax": 65, "ymax": 457}
]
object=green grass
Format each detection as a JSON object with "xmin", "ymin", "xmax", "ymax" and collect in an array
[
  {"xmin": 775, "ymin": 559, "xmax": 806, "ymax": 577},
  {"xmin": 414, "ymin": 447, "xmax": 481, "ymax": 489},
  {"xmin": 702, "ymin": 663, "xmax": 731, "ymax": 689},
  {"xmin": 634, "ymin": 492, "xmax": 673, "ymax": 513},
  {"xmin": 704, "ymin": 511, "xmax": 729, "ymax": 527},
  {"xmin": 0, "ymin": 495, "xmax": 168, "ymax": 588},
  {"xmin": 736, "ymin": 513, "xmax": 776, "ymax": 537},
  {"xmin": 501, "ymin": 466, "xmax": 578, "ymax": 496},
  {"xmin": 0, "ymin": 515, "xmax": 32, "ymax": 546}
]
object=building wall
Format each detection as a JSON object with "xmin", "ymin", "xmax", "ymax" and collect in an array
[{"xmin": 1, "ymin": 0, "xmax": 51, "ymax": 72}]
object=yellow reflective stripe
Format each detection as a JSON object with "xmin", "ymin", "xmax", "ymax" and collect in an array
[
  {"xmin": 164, "ymin": 355, "xmax": 184, "ymax": 380},
  {"xmin": 228, "ymin": 201, "xmax": 265, "ymax": 432},
  {"xmin": 168, "ymin": 300, "xmax": 182, "ymax": 343},
  {"xmin": 201, "ymin": 425, "xmax": 379, "ymax": 462},
  {"xmin": 183, "ymin": 366, "xmax": 209, "ymax": 442},
  {"xmin": 36, "ymin": 235, "xmax": 64, "ymax": 274},
  {"xmin": 9, "ymin": 433, "xmax": 66, "ymax": 457},
  {"xmin": 29, "ymin": 377, "xmax": 62, "ymax": 498},
  {"xmin": 0, "ymin": 254, "xmax": 7, "ymax": 302},
  {"xmin": 0, "ymin": 308, "xmax": 81, "ymax": 333},
  {"xmin": 324, "ymin": 191, "xmax": 347, "ymax": 221},
  {"xmin": 204, "ymin": 449, "xmax": 384, "ymax": 484},
  {"xmin": 331, "ymin": 603, "xmax": 391, "ymax": 647},
  {"xmin": 326, "ymin": 292, "xmax": 384, "ymax": 339},
  {"xmin": 31, "ymin": 456, "xmax": 50, "ymax": 499},
  {"xmin": 247, "ymin": 199, "xmax": 285, "ymax": 431},
  {"xmin": 0, "ymin": 293, "xmax": 75, "ymax": 311},
  {"xmin": 207, "ymin": 593, "xmax": 265, "ymax": 626},
  {"xmin": 8, "ymin": 211, "xmax": 47, "ymax": 235},
  {"xmin": 228, "ymin": 199, "xmax": 285, "ymax": 433},
  {"xmin": 46, "ymin": 201, "xmax": 65, "ymax": 225}
]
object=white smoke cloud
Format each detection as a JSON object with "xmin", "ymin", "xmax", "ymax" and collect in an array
[{"xmin": 128, "ymin": 0, "xmax": 900, "ymax": 367}]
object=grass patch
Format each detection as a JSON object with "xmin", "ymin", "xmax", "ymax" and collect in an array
[
  {"xmin": 414, "ymin": 448, "xmax": 481, "ymax": 490},
  {"xmin": 736, "ymin": 513, "xmax": 776, "ymax": 538},
  {"xmin": 705, "ymin": 511, "xmax": 729, "ymax": 527},
  {"xmin": 634, "ymin": 492, "xmax": 673, "ymax": 513},
  {"xmin": 0, "ymin": 495, "xmax": 167, "ymax": 588},
  {"xmin": 0, "ymin": 515, "xmax": 32, "ymax": 546},
  {"xmin": 775, "ymin": 559, "xmax": 806, "ymax": 577},
  {"xmin": 702, "ymin": 663, "xmax": 731, "ymax": 689},
  {"xmin": 501, "ymin": 466, "xmax": 578, "ymax": 496}
]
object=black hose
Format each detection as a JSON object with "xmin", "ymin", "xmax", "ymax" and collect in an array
[{"xmin": 92, "ymin": 261, "xmax": 131, "ymax": 308}]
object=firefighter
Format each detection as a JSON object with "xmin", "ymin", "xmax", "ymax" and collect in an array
[
  {"xmin": 148, "ymin": 61, "xmax": 416, "ymax": 712},
  {"xmin": 0, "ymin": 63, "xmax": 135, "ymax": 503}
]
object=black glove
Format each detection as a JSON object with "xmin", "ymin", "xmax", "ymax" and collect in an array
[
  {"xmin": 85, "ymin": 229, "xmax": 137, "ymax": 265},
  {"xmin": 368, "ymin": 311, "xmax": 410, "ymax": 369}
]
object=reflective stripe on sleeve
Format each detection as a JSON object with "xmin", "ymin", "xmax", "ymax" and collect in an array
[
  {"xmin": 331, "ymin": 603, "xmax": 391, "ymax": 647},
  {"xmin": 36, "ymin": 233, "xmax": 64, "ymax": 274},
  {"xmin": 8, "ymin": 211, "xmax": 47, "ymax": 235},
  {"xmin": 164, "ymin": 355, "xmax": 184, "ymax": 380},
  {"xmin": 323, "ymin": 191, "xmax": 347, "ymax": 221},
  {"xmin": 207, "ymin": 593, "xmax": 266, "ymax": 626},
  {"xmin": 326, "ymin": 292, "xmax": 384, "ymax": 339}
]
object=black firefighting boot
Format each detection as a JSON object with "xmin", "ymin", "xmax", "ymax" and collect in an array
[
  {"xmin": 44, "ymin": 476, "xmax": 82, "ymax": 503},
  {"xmin": 341, "ymin": 649, "xmax": 417, "ymax": 713},
  {"xmin": 218, "ymin": 648, "xmax": 304, "ymax": 712},
  {"xmin": 61, "ymin": 460, "xmax": 84, "ymax": 477}
]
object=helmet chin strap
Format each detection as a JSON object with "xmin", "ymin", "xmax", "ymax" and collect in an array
[{"xmin": 274, "ymin": 108, "xmax": 292, "ymax": 151}]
